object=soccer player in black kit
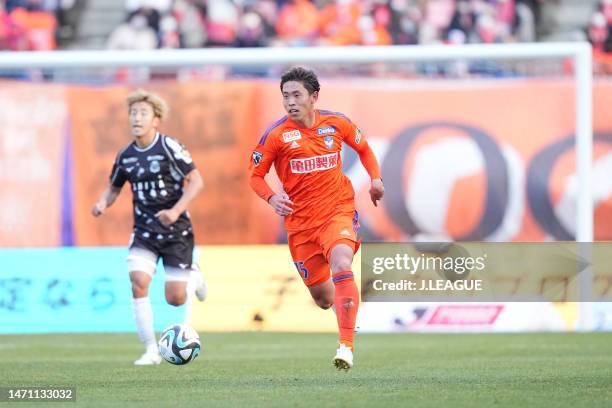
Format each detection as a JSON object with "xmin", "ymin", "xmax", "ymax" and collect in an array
[{"xmin": 92, "ymin": 90, "xmax": 207, "ymax": 365}]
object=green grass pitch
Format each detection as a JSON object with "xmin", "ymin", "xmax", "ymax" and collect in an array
[{"xmin": 0, "ymin": 332, "xmax": 611, "ymax": 407}]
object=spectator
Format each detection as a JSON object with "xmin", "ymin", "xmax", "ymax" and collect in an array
[
  {"xmin": 205, "ymin": 0, "xmax": 238, "ymax": 46},
  {"xmin": 125, "ymin": 0, "xmax": 172, "ymax": 14},
  {"xmin": 319, "ymin": 0, "xmax": 362, "ymax": 45},
  {"xmin": 514, "ymin": 0, "xmax": 536, "ymax": 42},
  {"xmin": 9, "ymin": 0, "xmax": 57, "ymax": 50},
  {"xmin": 252, "ymin": 0, "xmax": 278, "ymax": 40},
  {"xmin": 446, "ymin": 0, "xmax": 476, "ymax": 42},
  {"xmin": 159, "ymin": 14, "xmax": 180, "ymax": 48},
  {"xmin": 392, "ymin": 2, "xmax": 422, "ymax": 45},
  {"xmin": 173, "ymin": 0, "xmax": 206, "ymax": 48},
  {"xmin": 128, "ymin": 5, "xmax": 160, "ymax": 34},
  {"xmin": 1, "ymin": 1, "xmax": 13, "ymax": 48},
  {"xmin": 359, "ymin": 4, "xmax": 393, "ymax": 46},
  {"xmin": 101, "ymin": 0, "xmax": 553, "ymax": 52},
  {"xmin": 106, "ymin": 13, "xmax": 157, "ymax": 50},
  {"xmin": 276, "ymin": 0, "xmax": 319, "ymax": 45},
  {"xmin": 474, "ymin": 13, "xmax": 498, "ymax": 43},
  {"xmin": 235, "ymin": 9, "xmax": 268, "ymax": 47}
]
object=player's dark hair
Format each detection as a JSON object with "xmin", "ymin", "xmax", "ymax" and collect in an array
[{"xmin": 280, "ymin": 67, "xmax": 320, "ymax": 95}]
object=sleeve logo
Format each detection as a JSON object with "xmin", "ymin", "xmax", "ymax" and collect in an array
[
  {"xmin": 166, "ymin": 137, "xmax": 193, "ymax": 164},
  {"xmin": 355, "ymin": 128, "xmax": 362, "ymax": 144},
  {"xmin": 252, "ymin": 150, "xmax": 263, "ymax": 166}
]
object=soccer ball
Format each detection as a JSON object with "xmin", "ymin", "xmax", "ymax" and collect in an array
[{"xmin": 158, "ymin": 324, "xmax": 201, "ymax": 365}]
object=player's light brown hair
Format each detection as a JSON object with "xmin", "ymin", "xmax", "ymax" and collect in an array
[
  {"xmin": 280, "ymin": 67, "xmax": 320, "ymax": 95},
  {"xmin": 126, "ymin": 89, "xmax": 169, "ymax": 121}
]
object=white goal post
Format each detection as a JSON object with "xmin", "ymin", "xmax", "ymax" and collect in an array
[{"xmin": 0, "ymin": 43, "xmax": 593, "ymax": 243}]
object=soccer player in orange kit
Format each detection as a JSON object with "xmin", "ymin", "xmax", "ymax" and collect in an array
[{"xmin": 250, "ymin": 67, "xmax": 384, "ymax": 370}]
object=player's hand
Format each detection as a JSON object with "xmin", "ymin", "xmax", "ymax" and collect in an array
[
  {"xmin": 92, "ymin": 202, "xmax": 106, "ymax": 217},
  {"xmin": 269, "ymin": 192, "xmax": 294, "ymax": 217},
  {"xmin": 369, "ymin": 178, "xmax": 385, "ymax": 207},
  {"xmin": 156, "ymin": 208, "xmax": 180, "ymax": 226}
]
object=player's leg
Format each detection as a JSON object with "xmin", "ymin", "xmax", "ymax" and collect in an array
[
  {"xmin": 164, "ymin": 280, "xmax": 188, "ymax": 306},
  {"xmin": 329, "ymin": 243, "xmax": 359, "ymax": 347},
  {"xmin": 162, "ymin": 230, "xmax": 206, "ymax": 305},
  {"xmin": 307, "ymin": 279, "xmax": 334, "ymax": 309},
  {"xmin": 329, "ymin": 242, "xmax": 359, "ymax": 370},
  {"xmin": 322, "ymin": 211, "xmax": 361, "ymax": 370},
  {"xmin": 127, "ymin": 245, "xmax": 162, "ymax": 365},
  {"xmin": 188, "ymin": 262, "xmax": 208, "ymax": 302},
  {"xmin": 288, "ymin": 230, "xmax": 333, "ymax": 308}
]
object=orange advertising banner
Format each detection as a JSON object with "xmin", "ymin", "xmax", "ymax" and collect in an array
[
  {"xmin": 0, "ymin": 82, "xmax": 68, "ymax": 247},
  {"xmin": 4, "ymin": 78, "xmax": 611, "ymax": 247}
]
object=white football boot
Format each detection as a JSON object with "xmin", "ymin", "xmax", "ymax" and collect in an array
[
  {"xmin": 189, "ymin": 263, "xmax": 208, "ymax": 302},
  {"xmin": 333, "ymin": 344, "xmax": 354, "ymax": 371},
  {"xmin": 134, "ymin": 344, "xmax": 162, "ymax": 365}
]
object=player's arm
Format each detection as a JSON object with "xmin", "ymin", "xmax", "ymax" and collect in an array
[
  {"xmin": 156, "ymin": 168, "xmax": 203, "ymax": 227},
  {"xmin": 343, "ymin": 125, "xmax": 385, "ymax": 207},
  {"xmin": 92, "ymin": 184, "xmax": 122, "ymax": 217},
  {"xmin": 93, "ymin": 155, "xmax": 127, "ymax": 217},
  {"xmin": 249, "ymin": 138, "xmax": 293, "ymax": 216}
]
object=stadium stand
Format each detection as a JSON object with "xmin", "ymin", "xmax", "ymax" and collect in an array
[
  {"xmin": 2, "ymin": 0, "xmax": 612, "ymax": 76},
  {"xmin": 0, "ymin": 0, "xmax": 82, "ymax": 50}
]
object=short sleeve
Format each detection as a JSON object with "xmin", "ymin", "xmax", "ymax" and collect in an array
[
  {"xmin": 164, "ymin": 136, "xmax": 196, "ymax": 176},
  {"xmin": 109, "ymin": 155, "xmax": 127, "ymax": 188}
]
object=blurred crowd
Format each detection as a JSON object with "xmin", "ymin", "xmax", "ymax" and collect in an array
[
  {"xmin": 0, "ymin": 0, "xmax": 77, "ymax": 50},
  {"xmin": 588, "ymin": 0, "xmax": 612, "ymax": 73},
  {"xmin": 107, "ymin": 0, "xmax": 543, "ymax": 50}
]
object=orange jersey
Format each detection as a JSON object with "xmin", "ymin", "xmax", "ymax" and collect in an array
[{"xmin": 250, "ymin": 109, "xmax": 370, "ymax": 232}]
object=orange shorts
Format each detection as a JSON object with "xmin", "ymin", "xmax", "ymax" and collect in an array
[{"xmin": 287, "ymin": 210, "xmax": 361, "ymax": 287}]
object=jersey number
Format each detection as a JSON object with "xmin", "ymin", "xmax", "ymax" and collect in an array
[{"xmin": 294, "ymin": 261, "xmax": 308, "ymax": 279}]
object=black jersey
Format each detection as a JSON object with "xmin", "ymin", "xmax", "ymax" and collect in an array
[{"xmin": 110, "ymin": 133, "xmax": 196, "ymax": 236}]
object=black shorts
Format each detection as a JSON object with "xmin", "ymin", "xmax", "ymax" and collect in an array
[{"xmin": 127, "ymin": 229, "xmax": 194, "ymax": 281}]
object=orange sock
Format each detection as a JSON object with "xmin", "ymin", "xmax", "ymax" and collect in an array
[{"xmin": 332, "ymin": 270, "xmax": 360, "ymax": 350}]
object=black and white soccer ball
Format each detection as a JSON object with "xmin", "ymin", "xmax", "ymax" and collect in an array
[{"xmin": 158, "ymin": 324, "xmax": 201, "ymax": 365}]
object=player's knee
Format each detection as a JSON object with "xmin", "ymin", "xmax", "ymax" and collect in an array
[
  {"xmin": 314, "ymin": 296, "xmax": 334, "ymax": 310},
  {"xmin": 165, "ymin": 293, "xmax": 186, "ymax": 307},
  {"xmin": 130, "ymin": 281, "xmax": 149, "ymax": 298},
  {"xmin": 331, "ymin": 256, "xmax": 353, "ymax": 274},
  {"xmin": 130, "ymin": 272, "xmax": 151, "ymax": 297}
]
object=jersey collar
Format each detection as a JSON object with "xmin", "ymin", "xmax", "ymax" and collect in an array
[{"xmin": 133, "ymin": 132, "xmax": 160, "ymax": 152}]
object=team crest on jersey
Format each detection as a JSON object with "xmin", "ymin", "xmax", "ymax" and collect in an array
[
  {"xmin": 355, "ymin": 128, "xmax": 362, "ymax": 144},
  {"xmin": 317, "ymin": 126, "xmax": 336, "ymax": 136},
  {"xmin": 324, "ymin": 135, "xmax": 334, "ymax": 149},
  {"xmin": 149, "ymin": 160, "xmax": 161, "ymax": 173},
  {"xmin": 252, "ymin": 150, "xmax": 263, "ymax": 166},
  {"xmin": 282, "ymin": 130, "xmax": 302, "ymax": 143}
]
